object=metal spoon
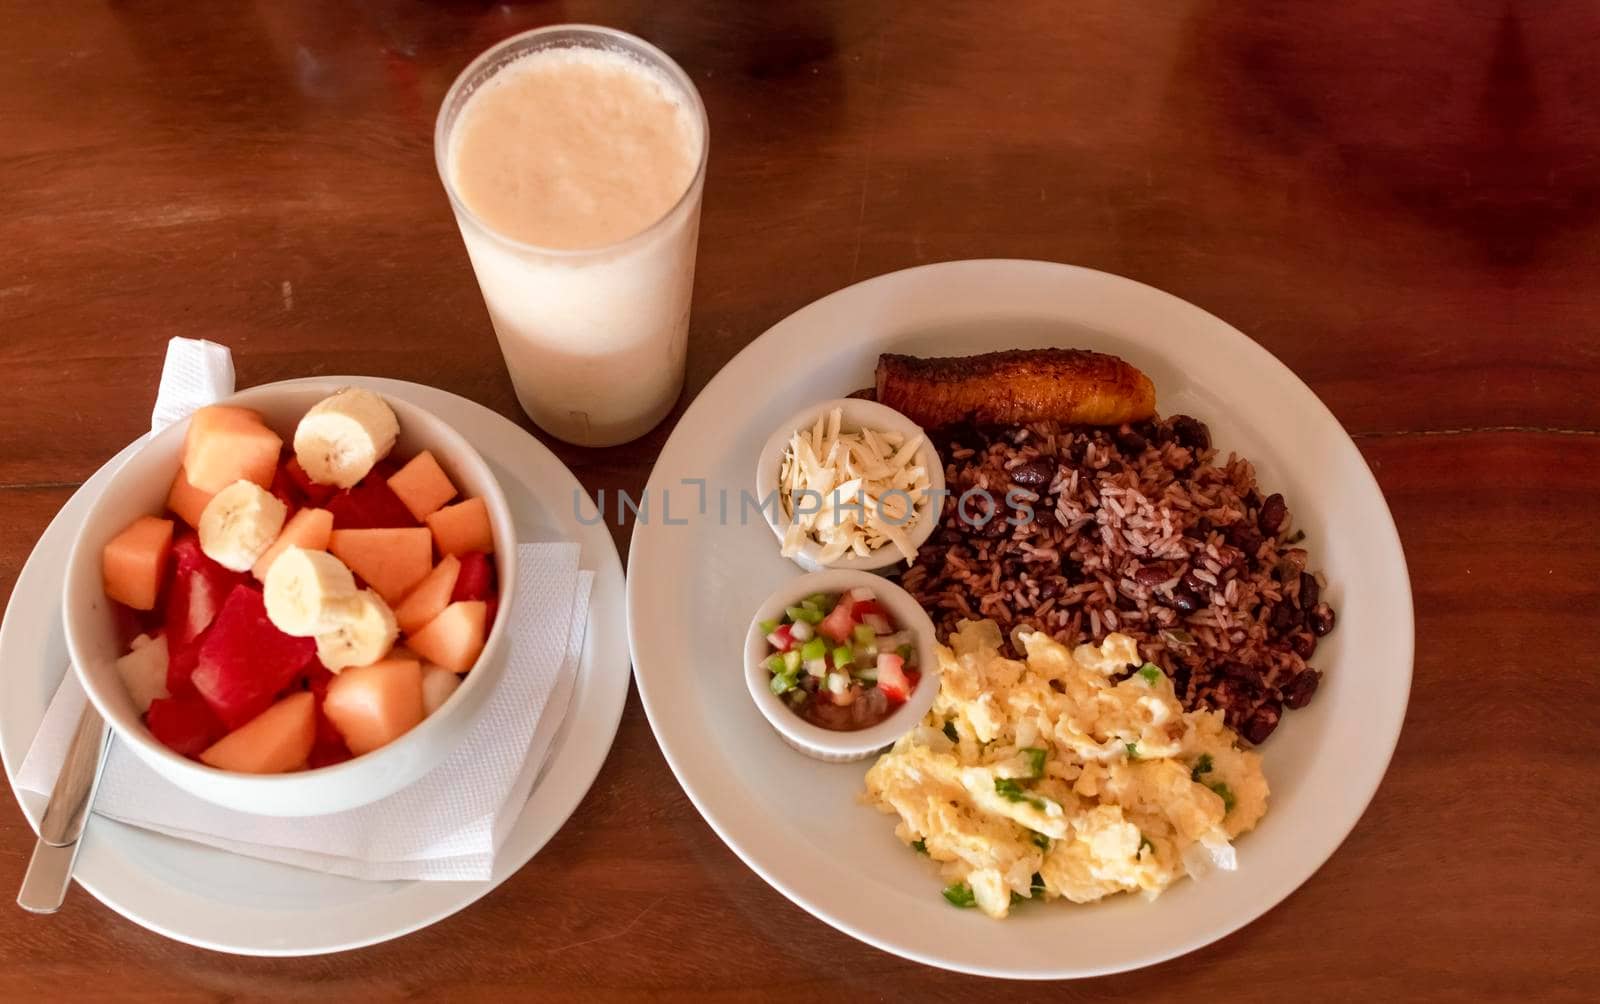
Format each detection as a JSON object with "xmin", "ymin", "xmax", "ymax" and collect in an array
[{"xmin": 17, "ymin": 703, "xmax": 110, "ymax": 913}]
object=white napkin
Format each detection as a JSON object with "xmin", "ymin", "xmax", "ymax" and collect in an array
[
  {"xmin": 16, "ymin": 338, "xmax": 592, "ymax": 881},
  {"xmin": 149, "ymin": 338, "xmax": 234, "ymax": 434}
]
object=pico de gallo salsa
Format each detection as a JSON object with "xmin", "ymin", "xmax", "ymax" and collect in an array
[{"xmin": 760, "ymin": 587, "xmax": 920, "ymax": 731}]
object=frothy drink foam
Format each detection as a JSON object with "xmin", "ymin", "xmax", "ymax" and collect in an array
[{"xmin": 447, "ymin": 45, "xmax": 704, "ymax": 446}]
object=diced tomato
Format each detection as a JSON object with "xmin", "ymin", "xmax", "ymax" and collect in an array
[
  {"xmin": 876, "ymin": 653, "xmax": 911, "ymax": 703},
  {"xmin": 851, "ymin": 599, "xmax": 887, "ymax": 620},
  {"xmin": 146, "ymin": 694, "xmax": 227, "ymax": 759},
  {"xmin": 818, "ymin": 601, "xmax": 856, "ymax": 644},
  {"xmin": 451, "ymin": 551, "xmax": 495, "ymax": 603},
  {"xmin": 766, "ymin": 624, "xmax": 796, "ymax": 652}
]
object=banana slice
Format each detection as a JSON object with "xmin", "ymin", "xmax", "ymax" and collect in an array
[
  {"xmin": 263, "ymin": 547, "xmax": 362, "ymax": 637},
  {"xmin": 198, "ymin": 480, "xmax": 288, "ymax": 572},
  {"xmin": 315, "ymin": 589, "xmax": 398, "ymax": 671},
  {"xmin": 293, "ymin": 387, "xmax": 400, "ymax": 488}
]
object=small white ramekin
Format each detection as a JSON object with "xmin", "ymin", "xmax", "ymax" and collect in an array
[
  {"xmin": 744, "ymin": 568, "xmax": 941, "ymax": 762},
  {"xmin": 754, "ymin": 398, "xmax": 944, "ymax": 573}
]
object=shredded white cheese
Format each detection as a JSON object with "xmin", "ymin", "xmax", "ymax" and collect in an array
[{"xmin": 778, "ymin": 408, "xmax": 933, "ymax": 564}]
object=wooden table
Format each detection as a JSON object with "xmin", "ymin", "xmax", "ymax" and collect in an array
[{"xmin": 2, "ymin": 1, "xmax": 1593, "ymax": 998}]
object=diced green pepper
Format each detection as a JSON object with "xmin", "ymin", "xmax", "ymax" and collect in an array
[
  {"xmin": 786, "ymin": 605, "xmax": 824, "ymax": 624},
  {"xmin": 758, "ymin": 619, "xmax": 779, "ymax": 636},
  {"xmin": 799, "ymin": 638, "xmax": 827, "ymax": 661},
  {"xmin": 782, "ymin": 650, "xmax": 802, "ymax": 673},
  {"xmin": 805, "ymin": 592, "xmax": 832, "ymax": 610},
  {"xmin": 853, "ymin": 624, "xmax": 876, "ymax": 645},
  {"xmin": 854, "ymin": 668, "xmax": 878, "ymax": 683},
  {"xmin": 765, "ymin": 653, "xmax": 787, "ymax": 674},
  {"xmin": 832, "ymin": 645, "xmax": 854, "ymax": 669},
  {"xmin": 1020, "ymin": 747, "xmax": 1047, "ymax": 778},
  {"xmin": 769, "ymin": 672, "xmax": 796, "ymax": 696},
  {"xmin": 1138, "ymin": 662, "xmax": 1162, "ymax": 685},
  {"xmin": 1190, "ymin": 753, "xmax": 1214, "ymax": 781},
  {"xmin": 942, "ymin": 883, "xmax": 976, "ymax": 908},
  {"xmin": 1207, "ymin": 781, "xmax": 1236, "ymax": 813}
]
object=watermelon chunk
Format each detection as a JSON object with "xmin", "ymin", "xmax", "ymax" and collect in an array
[
  {"xmin": 163, "ymin": 534, "xmax": 250, "ymax": 694},
  {"xmin": 327, "ymin": 476, "xmax": 419, "ymax": 530},
  {"xmin": 450, "ymin": 551, "xmax": 495, "ymax": 603},
  {"xmin": 191, "ymin": 585, "xmax": 316, "ymax": 729},
  {"xmin": 284, "ymin": 456, "xmax": 337, "ymax": 507},
  {"xmin": 146, "ymin": 693, "xmax": 227, "ymax": 758}
]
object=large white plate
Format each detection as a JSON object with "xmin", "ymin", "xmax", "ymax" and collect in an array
[
  {"xmin": 627, "ymin": 260, "xmax": 1412, "ymax": 979},
  {"xmin": 0, "ymin": 377, "xmax": 629, "ymax": 956}
]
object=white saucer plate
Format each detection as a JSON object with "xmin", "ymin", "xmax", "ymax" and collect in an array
[
  {"xmin": 0, "ymin": 377, "xmax": 629, "ymax": 956},
  {"xmin": 627, "ymin": 260, "xmax": 1413, "ymax": 979}
]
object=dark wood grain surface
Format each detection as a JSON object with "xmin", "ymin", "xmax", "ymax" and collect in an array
[{"xmin": 2, "ymin": 1, "xmax": 1596, "ymax": 999}]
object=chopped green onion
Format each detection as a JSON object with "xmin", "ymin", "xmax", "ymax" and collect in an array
[
  {"xmin": 758, "ymin": 619, "xmax": 779, "ymax": 636},
  {"xmin": 994, "ymin": 777, "xmax": 1048, "ymax": 810},
  {"xmin": 1190, "ymin": 753, "xmax": 1214, "ymax": 781},
  {"xmin": 769, "ymin": 672, "xmax": 796, "ymax": 696},
  {"xmin": 1125, "ymin": 741, "xmax": 1140, "ymax": 760},
  {"xmin": 832, "ymin": 645, "xmax": 854, "ymax": 669},
  {"xmin": 1020, "ymin": 747, "xmax": 1047, "ymax": 778},
  {"xmin": 943, "ymin": 720, "xmax": 959, "ymax": 742},
  {"xmin": 942, "ymin": 883, "xmax": 976, "ymax": 908},
  {"xmin": 1207, "ymin": 781, "xmax": 1236, "ymax": 813},
  {"xmin": 765, "ymin": 653, "xmax": 787, "ymax": 674},
  {"xmin": 1029, "ymin": 831, "xmax": 1051, "ymax": 851},
  {"xmin": 786, "ymin": 605, "xmax": 824, "ymax": 624},
  {"xmin": 911, "ymin": 839, "xmax": 928, "ymax": 855},
  {"xmin": 799, "ymin": 638, "xmax": 826, "ymax": 661},
  {"xmin": 1138, "ymin": 663, "xmax": 1162, "ymax": 685}
]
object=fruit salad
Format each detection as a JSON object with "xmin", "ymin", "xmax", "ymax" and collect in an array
[
  {"xmin": 760, "ymin": 587, "xmax": 921, "ymax": 731},
  {"xmin": 100, "ymin": 388, "xmax": 501, "ymax": 773}
]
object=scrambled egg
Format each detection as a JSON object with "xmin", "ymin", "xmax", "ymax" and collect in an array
[{"xmin": 863, "ymin": 620, "xmax": 1268, "ymax": 918}]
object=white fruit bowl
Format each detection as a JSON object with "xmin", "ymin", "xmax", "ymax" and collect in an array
[{"xmin": 61, "ymin": 380, "xmax": 519, "ymax": 817}]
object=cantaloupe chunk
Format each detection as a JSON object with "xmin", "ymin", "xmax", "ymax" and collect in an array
[
  {"xmin": 387, "ymin": 451, "xmax": 458, "ymax": 522},
  {"xmin": 394, "ymin": 555, "xmax": 461, "ymax": 635},
  {"xmin": 425, "ymin": 497, "xmax": 494, "ymax": 556},
  {"xmin": 321, "ymin": 657, "xmax": 424, "ymax": 755},
  {"xmin": 251, "ymin": 507, "xmax": 334, "ymax": 580},
  {"xmin": 328, "ymin": 527, "xmax": 433, "ymax": 604},
  {"xmin": 199, "ymin": 691, "xmax": 315, "ymax": 774},
  {"xmin": 102, "ymin": 515, "xmax": 176, "ymax": 611},
  {"xmin": 183, "ymin": 406, "xmax": 283, "ymax": 494},
  {"xmin": 166, "ymin": 466, "xmax": 215, "ymax": 529},
  {"xmin": 406, "ymin": 601, "xmax": 487, "ymax": 673}
]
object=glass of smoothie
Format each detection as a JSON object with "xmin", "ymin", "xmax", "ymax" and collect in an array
[{"xmin": 435, "ymin": 25, "xmax": 708, "ymax": 447}]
